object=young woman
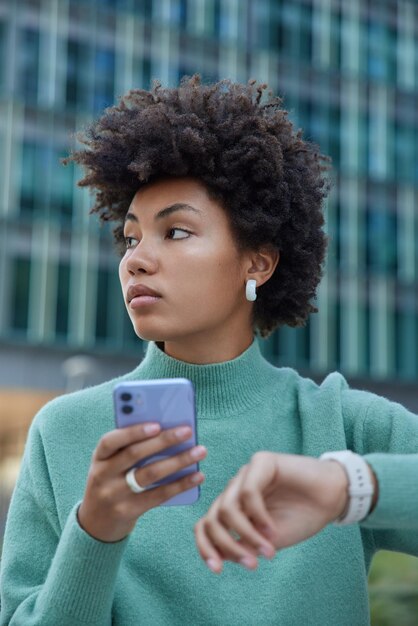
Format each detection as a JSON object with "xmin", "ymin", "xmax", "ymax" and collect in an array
[{"xmin": 1, "ymin": 76, "xmax": 418, "ymax": 626}]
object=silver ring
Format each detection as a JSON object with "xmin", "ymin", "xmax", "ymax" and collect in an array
[{"xmin": 125, "ymin": 467, "xmax": 147, "ymax": 494}]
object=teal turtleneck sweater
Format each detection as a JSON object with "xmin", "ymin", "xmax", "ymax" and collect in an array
[{"xmin": 1, "ymin": 338, "xmax": 418, "ymax": 625}]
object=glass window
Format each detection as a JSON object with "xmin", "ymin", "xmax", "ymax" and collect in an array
[
  {"xmin": 337, "ymin": 201, "xmax": 350, "ymax": 271},
  {"xmin": 366, "ymin": 19, "xmax": 396, "ymax": 82},
  {"xmin": 11, "ymin": 258, "xmax": 31, "ymax": 331},
  {"xmin": 19, "ymin": 140, "xmax": 52, "ymax": 216},
  {"xmin": 277, "ymin": 323, "xmax": 310, "ymax": 369},
  {"xmin": 364, "ymin": 303, "xmax": 371, "ymax": 373},
  {"xmin": 386, "ymin": 24, "xmax": 397, "ymax": 83},
  {"xmin": 300, "ymin": 323, "xmax": 311, "ymax": 367},
  {"xmin": 394, "ymin": 121, "xmax": 415, "ymax": 183},
  {"xmin": 367, "ymin": 21, "xmax": 385, "ymax": 79},
  {"xmin": 365, "ymin": 205, "xmax": 397, "ymax": 274},
  {"xmin": 132, "ymin": 55, "xmax": 151, "ymax": 89},
  {"xmin": 335, "ymin": 300, "xmax": 344, "ymax": 371},
  {"xmin": 100, "ymin": 0, "xmax": 120, "ymax": 6},
  {"xmin": 143, "ymin": 57, "xmax": 151, "ymax": 89},
  {"xmin": 296, "ymin": 98, "xmax": 313, "ymax": 137},
  {"xmin": 270, "ymin": 2, "xmax": 312, "ymax": 62},
  {"xmin": 281, "ymin": 4, "xmax": 301, "ymax": 58},
  {"xmin": 325, "ymin": 193, "xmax": 341, "ymax": 272},
  {"xmin": 19, "ymin": 141, "xmax": 37, "ymax": 213},
  {"xmin": 18, "ymin": 28, "xmax": 40, "ymax": 101},
  {"xmin": 395, "ymin": 306, "xmax": 418, "ymax": 379},
  {"xmin": 65, "ymin": 39, "xmax": 90, "ymax": 110},
  {"xmin": 310, "ymin": 103, "xmax": 328, "ymax": 145},
  {"xmin": 270, "ymin": 3, "xmax": 301, "ymax": 57},
  {"xmin": 179, "ymin": 0, "xmax": 187, "ymax": 28},
  {"xmin": 169, "ymin": 0, "xmax": 187, "ymax": 27},
  {"xmin": 328, "ymin": 105, "xmax": 341, "ymax": 168},
  {"xmin": 357, "ymin": 112, "xmax": 369, "ymax": 174},
  {"xmin": 55, "ymin": 263, "xmax": 70, "ymax": 337},
  {"xmin": 66, "ymin": 40, "xmax": 79, "ymax": 107},
  {"xmin": 95, "ymin": 268, "xmax": 110, "ymax": 340},
  {"xmin": 270, "ymin": 4, "xmax": 285, "ymax": 52},
  {"xmin": 137, "ymin": 0, "xmax": 152, "ymax": 19},
  {"xmin": 94, "ymin": 47, "xmax": 115, "ymax": 112},
  {"xmin": 368, "ymin": 116, "xmax": 386, "ymax": 179},
  {"xmin": 0, "ymin": 20, "xmax": 6, "ymax": 90},
  {"xmin": 253, "ymin": 2, "xmax": 270, "ymax": 50},
  {"xmin": 299, "ymin": 4, "xmax": 313, "ymax": 63},
  {"xmin": 177, "ymin": 64, "xmax": 191, "ymax": 85},
  {"xmin": 51, "ymin": 149, "xmax": 74, "ymax": 220},
  {"xmin": 329, "ymin": 9, "xmax": 341, "ymax": 70},
  {"xmin": 213, "ymin": 0, "xmax": 221, "ymax": 39}
]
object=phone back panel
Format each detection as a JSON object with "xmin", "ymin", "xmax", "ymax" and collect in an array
[{"xmin": 113, "ymin": 378, "xmax": 199, "ymax": 506}]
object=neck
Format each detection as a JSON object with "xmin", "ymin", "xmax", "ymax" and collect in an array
[
  {"xmin": 135, "ymin": 334, "xmax": 275, "ymax": 419},
  {"xmin": 160, "ymin": 326, "xmax": 255, "ymax": 364}
]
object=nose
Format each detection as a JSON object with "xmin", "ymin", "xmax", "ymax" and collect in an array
[{"xmin": 124, "ymin": 239, "xmax": 158, "ymax": 276}]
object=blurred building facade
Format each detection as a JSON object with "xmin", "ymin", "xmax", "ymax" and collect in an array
[{"xmin": 0, "ymin": 0, "xmax": 417, "ymax": 416}]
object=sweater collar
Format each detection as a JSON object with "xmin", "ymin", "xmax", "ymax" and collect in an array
[{"xmin": 132, "ymin": 338, "xmax": 273, "ymax": 419}]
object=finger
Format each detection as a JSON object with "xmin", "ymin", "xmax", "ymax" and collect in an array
[
  {"xmin": 238, "ymin": 456, "xmax": 279, "ymax": 537},
  {"xmin": 194, "ymin": 519, "xmax": 225, "ymax": 574},
  {"xmin": 215, "ymin": 471, "xmax": 275, "ymax": 556},
  {"xmin": 135, "ymin": 470, "xmax": 205, "ymax": 512},
  {"xmin": 240, "ymin": 488, "xmax": 277, "ymax": 540},
  {"xmin": 134, "ymin": 445, "xmax": 207, "ymax": 489},
  {"xmin": 202, "ymin": 513, "xmax": 258, "ymax": 569},
  {"xmin": 217, "ymin": 505, "xmax": 275, "ymax": 558},
  {"xmin": 101, "ymin": 425, "xmax": 193, "ymax": 472},
  {"xmin": 94, "ymin": 423, "xmax": 162, "ymax": 461}
]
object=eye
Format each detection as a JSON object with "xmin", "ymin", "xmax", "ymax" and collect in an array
[
  {"xmin": 166, "ymin": 228, "xmax": 192, "ymax": 240},
  {"xmin": 124, "ymin": 236, "xmax": 139, "ymax": 249}
]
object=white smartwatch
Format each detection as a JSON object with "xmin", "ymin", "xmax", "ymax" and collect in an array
[{"xmin": 319, "ymin": 450, "xmax": 375, "ymax": 525}]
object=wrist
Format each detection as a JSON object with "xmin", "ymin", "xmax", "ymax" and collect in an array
[{"xmin": 77, "ymin": 503, "xmax": 131, "ymax": 543}]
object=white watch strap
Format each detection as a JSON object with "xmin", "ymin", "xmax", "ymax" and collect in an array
[{"xmin": 319, "ymin": 450, "xmax": 375, "ymax": 525}]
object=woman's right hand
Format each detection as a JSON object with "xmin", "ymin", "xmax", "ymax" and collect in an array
[{"xmin": 77, "ymin": 422, "xmax": 207, "ymax": 542}]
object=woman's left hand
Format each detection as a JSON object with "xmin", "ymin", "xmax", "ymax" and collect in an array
[{"xmin": 194, "ymin": 451, "xmax": 349, "ymax": 573}]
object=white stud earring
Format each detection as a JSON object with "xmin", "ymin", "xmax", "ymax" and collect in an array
[{"xmin": 246, "ymin": 279, "xmax": 257, "ymax": 302}]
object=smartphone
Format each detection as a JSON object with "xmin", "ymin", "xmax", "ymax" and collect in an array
[{"xmin": 113, "ymin": 378, "xmax": 199, "ymax": 506}]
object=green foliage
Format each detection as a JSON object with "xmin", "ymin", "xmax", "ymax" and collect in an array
[{"xmin": 369, "ymin": 551, "xmax": 418, "ymax": 626}]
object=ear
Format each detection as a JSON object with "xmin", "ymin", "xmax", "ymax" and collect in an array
[{"xmin": 245, "ymin": 245, "xmax": 280, "ymax": 288}]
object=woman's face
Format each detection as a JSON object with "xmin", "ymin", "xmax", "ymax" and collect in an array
[{"xmin": 119, "ymin": 176, "xmax": 254, "ymax": 346}]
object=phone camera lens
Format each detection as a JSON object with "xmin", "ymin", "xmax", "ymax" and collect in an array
[
  {"xmin": 121, "ymin": 392, "xmax": 132, "ymax": 402},
  {"xmin": 122, "ymin": 405, "xmax": 133, "ymax": 414}
]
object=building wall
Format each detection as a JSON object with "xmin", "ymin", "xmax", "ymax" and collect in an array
[{"xmin": 0, "ymin": 0, "xmax": 417, "ymax": 396}]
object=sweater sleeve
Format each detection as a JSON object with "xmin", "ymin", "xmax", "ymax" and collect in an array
[
  {"xmin": 0, "ymin": 417, "xmax": 129, "ymax": 626},
  {"xmin": 356, "ymin": 394, "xmax": 418, "ymax": 555}
]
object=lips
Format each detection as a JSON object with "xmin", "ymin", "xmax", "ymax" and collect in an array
[{"xmin": 127, "ymin": 284, "xmax": 162, "ymax": 303}]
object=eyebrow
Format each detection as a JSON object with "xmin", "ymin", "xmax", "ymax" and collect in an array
[{"xmin": 124, "ymin": 202, "xmax": 201, "ymax": 225}]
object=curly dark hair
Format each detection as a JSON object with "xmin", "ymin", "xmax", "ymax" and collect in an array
[{"xmin": 63, "ymin": 74, "xmax": 331, "ymax": 338}]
